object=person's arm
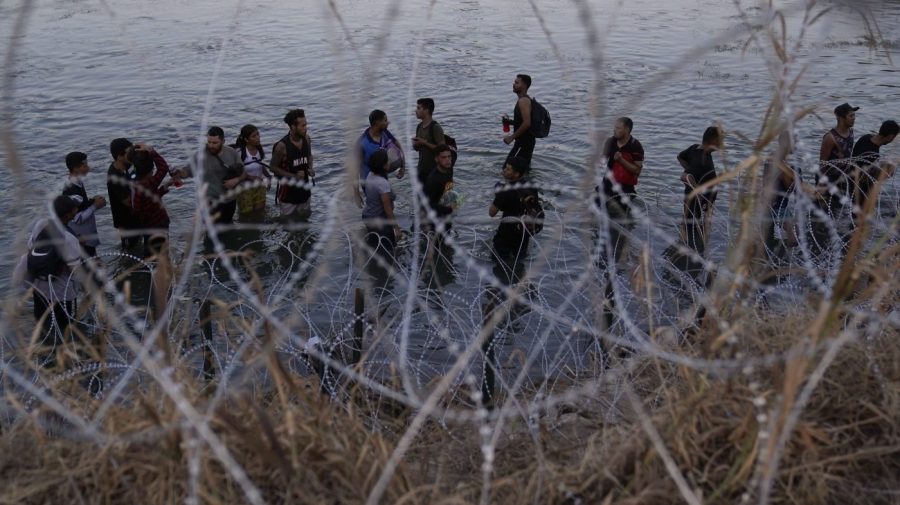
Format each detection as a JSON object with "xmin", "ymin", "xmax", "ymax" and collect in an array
[
  {"xmin": 416, "ymin": 123, "xmax": 445, "ymax": 151},
  {"xmin": 222, "ymin": 152, "xmax": 246, "ymax": 190},
  {"xmin": 270, "ymin": 142, "xmax": 291, "ymax": 180},
  {"xmin": 504, "ymin": 97, "xmax": 532, "ymax": 144},
  {"xmin": 70, "ymin": 195, "xmax": 106, "ymax": 225},
  {"xmin": 174, "ymin": 152, "xmax": 196, "ymax": 179},
  {"xmin": 489, "ymin": 189, "xmax": 502, "ymax": 217},
  {"xmin": 614, "ymin": 152, "xmax": 643, "ymax": 176},
  {"xmin": 380, "ymin": 190, "xmax": 401, "ymax": 237},
  {"xmin": 778, "ymin": 161, "xmax": 796, "ymax": 187},
  {"xmin": 306, "ymin": 136, "xmax": 315, "ymax": 178}
]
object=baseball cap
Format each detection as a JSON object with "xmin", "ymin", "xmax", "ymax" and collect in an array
[{"xmin": 834, "ymin": 103, "xmax": 859, "ymax": 117}]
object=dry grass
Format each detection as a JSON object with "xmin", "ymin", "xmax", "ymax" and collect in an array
[{"xmin": 1, "ymin": 304, "xmax": 897, "ymax": 505}]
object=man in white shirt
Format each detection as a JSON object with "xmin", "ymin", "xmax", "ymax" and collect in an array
[{"xmin": 63, "ymin": 151, "xmax": 106, "ymax": 256}]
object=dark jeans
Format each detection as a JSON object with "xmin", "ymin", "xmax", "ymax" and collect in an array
[{"xmin": 33, "ymin": 291, "xmax": 75, "ymax": 368}]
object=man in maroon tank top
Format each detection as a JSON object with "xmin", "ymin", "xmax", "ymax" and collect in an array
[{"xmin": 818, "ymin": 102, "xmax": 858, "ymax": 188}]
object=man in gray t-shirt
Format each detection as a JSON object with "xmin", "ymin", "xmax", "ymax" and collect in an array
[{"xmin": 178, "ymin": 126, "xmax": 246, "ymax": 224}]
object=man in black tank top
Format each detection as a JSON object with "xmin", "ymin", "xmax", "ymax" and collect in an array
[
  {"xmin": 503, "ymin": 74, "xmax": 536, "ymax": 170},
  {"xmin": 271, "ymin": 109, "xmax": 314, "ymax": 222}
]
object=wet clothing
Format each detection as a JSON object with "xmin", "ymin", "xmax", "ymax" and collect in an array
[
  {"xmin": 186, "ymin": 145, "xmax": 243, "ymax": 225},
  {"xmin": 852, "ymin": 134, "xmax": 886, "ymax": 207},
  {"xmin": 415, "ymin": 120, "xmax": 445, "ymax": 184},
  {"xmin": 275, "ymin": 134, "xmax": 312, "ymax": 205},
  {"xmin": 507, "ymin": 97, "xmax": 536, "ymax": 167},
  {"xmin": 678, "ymin": 144, "xmax": 717, "ymax": 194},
  {"xmin": 820, "ymin": 128, "xmax": 855, "ymax": 185},
  {"xmin": 236, "ymin": 145, "xmax": 267, "ymax": 215},
  {"xmin": 852, "ymin": 134, "xmax": 881, "ymax": 169},
  {"xmin": 678, "ymin": 145, "xmax": 718, "ymax": 256},
  {"xmin": 424, "ymin": 168, "xmax": 454, "ymax": 220},
  {"xmin": 63, "ymin": 177, "xmax": 100, "ymax": 254},
  {"xmin": 601, "ymin": 136, "xmax": 644, "ymax": 197},
  {"xmin": 492, "ymin": 180, "xmax": 533, "ymax": 258}
]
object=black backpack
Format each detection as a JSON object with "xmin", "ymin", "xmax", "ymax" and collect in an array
[
  {"xmin": 27, "ymin": 226, "xmax": 66, "ymax": 280},
  {"xmin": 430, "ymin": 122, "xmax": 458, "ymax": 168},
  {"xmin": 519, "ymin": 188, "xmax": 545, "ymax": 235},
  {"xmin": 530, "ymin": 98, "xmax": 551, "ymax": 138}
]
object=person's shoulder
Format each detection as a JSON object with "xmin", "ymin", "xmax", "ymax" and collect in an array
[
  {"xmin": 630, "ymin": 137, "xmax": 645, "ymax": 150},
  {"xmin": 28, "ymin": 218, "xmax": 49, "ymax": 244},
  {"xmin": 62, "ymin": 229, "xmax": 82, "ymax": 261},
  {"xmin": 679, "ymin": 144, "xmax": 698, "ymax": 157}
]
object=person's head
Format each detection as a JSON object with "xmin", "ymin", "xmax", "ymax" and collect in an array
[
  {"xmin": 878, "ymin": 120, "xmax": 899, "ymax": 144},
  {"xmin": 434, "ymin": 144, "xmax": 453, "ymax": 171},
  {"xmin": 416, "ymin": 98, "xmax": 435, "ymax": 120},
  {"xmin": 207, "ymin": 126, "xmax": 225, "ymax": 155},
  {"xmin": 834, "ymin": 102, "xmax": 858, "ymax": 127},
  {"xmin": 613, "ymin": 117, "xmax": 634, "ymax": 140},
  {"xmin": 514, "ymin": 74, "xmax": 532, "ymax": 94},
  {"xmin": 65, "ymin": 151, "xmax": 89, "ymax": 176},
  {"xmin": 702, "ymin": 126, "xmax": 723, "ymax": 150},
  {"xmin": 132, "ymin": 149, "xmax": 154, "ymax": 180},
  {"xmin": 502, "ymin": 156, "xmax": 528, "ymax": 180},
  {"xmin": 236, "ymin": 124, "xmax": 260, "ymax": 148},
  {"xmin": 284, "ymin": 109, "xmax": 307, "ymax": 138},
  {"xmin": 110, "ymin": 138, "xmax": 133, "ymax": 165},
  {"xmin": 53, "ymin": 195, "xmax": 79, "ymax": 223},
  {"xmin": 368, "ymin": 109, "xmax": 388, "ymax": 130},
  {"xmin": 368, "ymin": 149, "xmax": 389, "ymax": 178}
]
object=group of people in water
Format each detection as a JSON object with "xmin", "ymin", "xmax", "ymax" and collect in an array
[{"xmin": 12, "ymin": 69, "xmax": 899, "ymax": 371}]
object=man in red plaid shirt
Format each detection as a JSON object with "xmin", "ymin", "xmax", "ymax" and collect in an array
[{"xmin": 131, "ymin": 145, "xmax": 178, "ymax": 256}]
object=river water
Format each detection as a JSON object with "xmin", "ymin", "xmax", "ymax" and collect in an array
[{"xmin": 1, "ymin": 0, "xmax": 898, "ymax": 381}]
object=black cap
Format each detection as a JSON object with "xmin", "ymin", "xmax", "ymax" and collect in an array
[
  {"xmin": 53, "ymin": 195, "xmax": 79, "ymax": 219},
  {"xmin": 834, "ymin": 103, "xmax": 859, "ymax": 117}
]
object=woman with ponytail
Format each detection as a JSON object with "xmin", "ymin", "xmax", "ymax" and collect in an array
[{"xmin": 234, "ymin": 124, "xmax": 271, "ymax": 215}]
